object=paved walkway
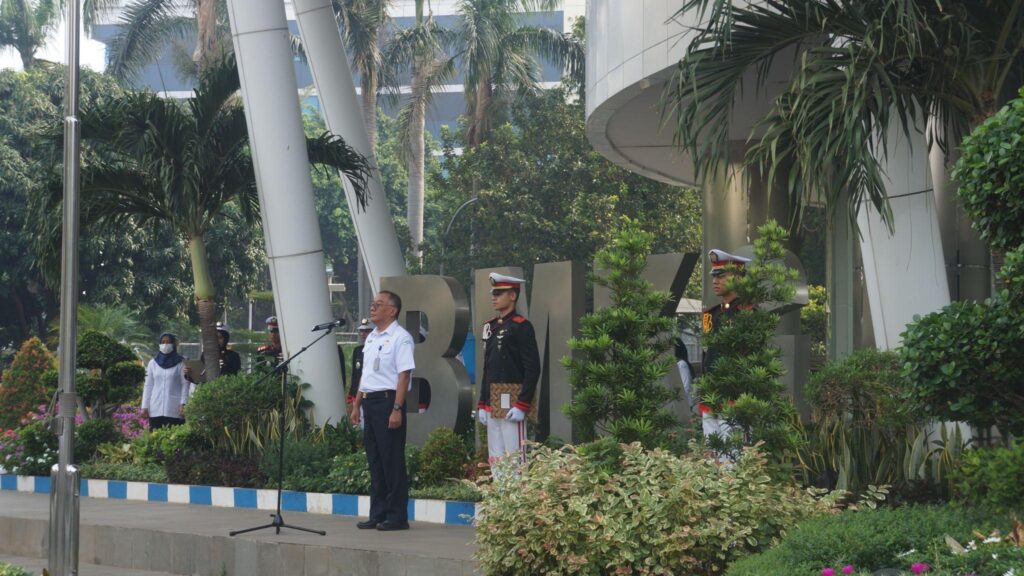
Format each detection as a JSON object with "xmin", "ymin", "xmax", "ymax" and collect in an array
[{"xmin": 0, "ymin": 491, "xmax": 477, "ymax": 576}]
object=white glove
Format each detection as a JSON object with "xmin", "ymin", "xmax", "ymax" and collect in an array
[
  {"xmin": 477, "ymin": 409, "xmax": 490, "ymax": 425},
  {"xmin": 506, "ymin": 407, "xmax": 526, "ymax": 422}
]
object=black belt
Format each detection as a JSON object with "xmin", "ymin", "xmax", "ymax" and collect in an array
[{"xmin": 360, "ymin": 390, "xmax": 395, "ymax": 400}]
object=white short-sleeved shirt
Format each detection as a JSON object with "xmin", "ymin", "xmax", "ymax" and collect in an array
[{"xmin": 358, "ymin": 320, "xmax": 415, "ymax": 393}]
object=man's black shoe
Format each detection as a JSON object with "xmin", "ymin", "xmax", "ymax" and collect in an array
[
  {"xmin": 376, "ymin": 521, "xmax": 409, "ymax": 531},
  {"xmin": 356, "ymin": 519, "xmax": 382, "ymax": 529}
]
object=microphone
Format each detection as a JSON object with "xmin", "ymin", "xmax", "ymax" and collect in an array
[{"xmin": 311, "ymin": 319, "xmax": 346, "ymax": 331}]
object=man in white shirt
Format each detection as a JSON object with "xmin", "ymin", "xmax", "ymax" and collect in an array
[{"xmin": 350, "ymin": 291, "xmax": 416, "ymax": 531}]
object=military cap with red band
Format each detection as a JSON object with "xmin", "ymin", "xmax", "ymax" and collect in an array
[
  {"xmin": 709, "ymin": 249, "xmax": 751, "ymax": 277},
  {"xmin": 489, "ymin": 272, "xmax": 525, "ymax": 293}
]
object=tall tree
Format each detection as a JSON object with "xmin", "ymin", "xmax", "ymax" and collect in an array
[
  {"xmin": 382, "ymin": 0, "xmax": 454, "ymax": 264},
  {"xmin": 663, "ymin": 0, "xmax": 1024, "ymax": 227},
  {"xmin": 335, "ymin": 0, "xmax": 391, "ymax": 151},
  {"xmin": 452, "ymin": 0, "xmax": 583, "ymax": 148},
  {"xmin": 429, "ymin": 87, "xmax": 702, "ymax": 288},
  {"xmin": 0, "ymin": 0, "xmax": 115, "ymax": 69},
  {"xmin": 47, "ymin": 55, "xmax": 370, "ymax": 380},
  {"xmin": 105, "ymin": 0, "xmax": 236, "ymax": 80}
]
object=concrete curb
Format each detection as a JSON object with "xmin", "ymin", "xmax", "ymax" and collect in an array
[{"xmin": 0, "ymin": 474, "xmax": 477, "ymax": 526}]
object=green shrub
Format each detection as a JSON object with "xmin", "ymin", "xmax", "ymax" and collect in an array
[
  {"xmin": 261, "ymin": 437, "xmax": 335, "ymax": 493},
  {"xmin": 952, "ymin": 87, "xmax": 1024, "ymax": 251},
  {"xmin": 0, "ymin": 337, "xmax": 54, "ymax": 430},
  {"xmin": 801, "ymin": 285, "xmax": 828, "ymax": 359},
  {"xmin": 326, "ymin": 451, "xmax": 372, "ymax": 494},
  {"xmin": 725, "ymin": 504, "xmax": 1016, "ymax": 576},
  {"xmin": 185, "ymin": 372, "xmax": 280, "ymax": 452},
  {"xmin": 901, "ymin": 298, "xmax": 1024, "ymax": 437},
  {"xmin": 410, "ymin": 482, "xmax": 482, "ymax": 502},
  {"xmin": 165, "ymin": 449, "xmax": 263, "ymax": 488},
  {"xmin": 75, "ymin": 418, "xmax": 123, "ymax": 463},
  {"xmin": 417, "ymin": 427, "xmax": 470, "ymax": 486},
  {"xmin": 952, "ymin": 441, "xmax": 1024, "ymax": 513},
  {"xmin": 0, "ymin": 420, "xmax": 57, "ymax": 476},
  {"xmin": 798, "ymin": 349, "xmax": 946, "ymax": 495},
  {"xmin": 0, "ymin": 563, "xmax": 33, "ymax": 576},
  {"xmin": 132, "ymin": 424, "xmax": 208, "ymax": 465},
  {"xmin": 80, "ymin": 461, "xmax": 168, "ymax": 483},
  {"xmin": 475, "ymin": 442, "xmax": 839, "ymax": 575},
  {"xmin": 324, "ymin": 446, "xmax": 420, "ymax": 495}
]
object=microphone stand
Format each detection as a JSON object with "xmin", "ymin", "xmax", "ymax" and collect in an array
[{"xmin": 230, "ymin": 324, "xmax": 340, "ymax": 537}]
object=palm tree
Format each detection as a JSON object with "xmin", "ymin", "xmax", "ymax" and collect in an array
[
  {"xmin": 452, "ymin": 0, "xmax": 584, "ymax": 148},
  {"xmin": 663, "ymin": 0, "xmax": 1024, "ymax": 227},
  {"xmin": 335, "ymin": 0, "xmax": 391, "ymax": 151},
  {"xmin": 382, "ymin": 0, "xmax": 455, "ymax": 263},
  {"xmin": 70, "ymin": 55, "xmax": 369, "ymax": 380},
  {"xmin": 105, "ymin": 0, "xmax": 225, "ymax": 80},
  {"xmin": 0, "ymin": 0, "xmax": 115, "ymax": 69}
]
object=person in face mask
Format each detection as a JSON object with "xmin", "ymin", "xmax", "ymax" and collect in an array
[{"xmin": 141, "ymin": 332, "xmax": 194, "ymax": 429}]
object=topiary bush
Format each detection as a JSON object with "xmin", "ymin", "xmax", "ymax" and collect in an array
[
  {"xmin": 417, "ymin": 427, "xmax": 470, "ymax": 486},
  {"xmin": 75, "ymin": 331, "xmax": 144, "ymax": 419},
  {"xmin": 725, "ymin": 504, "xmax": 1018, "ymax": 576},
  {"xmin": 74, "ymin": 417, "xmax": 123, "ymax": 463},
  {"xmin": 952, "ymin": 440, "xmax": 1024, "ymax": 513},
  {"xmin": 901, "ymin": 297, "xmax": 1024, "ymax": 437},
  {"xmin": 475, "ymin": 442, "xmax": 840, "ymax": 575},
  {"xmin": 0, "ymin": 337, "xmax": 54, "ymax": 430},
  {"xmin": 952, "ymin": 87, "xmax": 1024, "ymax": 252},
  {"xmin": 697, "ymin": 220, "xmax": 803, "ymax": 460},
  {"xmin": 77, "ymin": 330, "xmax": 136, "ymax": 370}
]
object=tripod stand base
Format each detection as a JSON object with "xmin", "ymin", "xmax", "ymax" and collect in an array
[{"xmin": 230, "ymin": 513, "xmax": 326, "ymax": 537}]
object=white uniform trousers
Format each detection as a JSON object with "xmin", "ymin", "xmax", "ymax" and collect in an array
[{"xmin": 487, "ymin": 416, "xmax": 526, "ymax": 466}]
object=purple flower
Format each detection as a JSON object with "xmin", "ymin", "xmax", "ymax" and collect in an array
[
  {"xmin": 822, "ymin": 569, "xmax": 836, "ymax": 576},
  {"xmin": 911, "ymin": 563, "xmax": 929, "ymax": 574},
  {"xmin": 842, "ymin": 566, "xmax": 854, "ymax": 574}
]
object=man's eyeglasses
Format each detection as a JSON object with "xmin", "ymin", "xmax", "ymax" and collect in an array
[{"xmin": 369, "ymin": 302, "xmax": 394, "ymax": 310}]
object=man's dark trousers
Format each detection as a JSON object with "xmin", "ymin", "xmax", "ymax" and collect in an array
[{"xmin": 363, "ymin": 394, "xmax": 408, "ymax": 524}]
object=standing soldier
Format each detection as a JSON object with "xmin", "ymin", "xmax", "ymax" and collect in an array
[
  {"xmin": 200, "ymin": 322, "xmax": 242, "ymax": 378},
  {"xmin": 256, "ymin": 315, "xmax": 283, "ymax": 372},
  {"xmin": 477, "ymin": 273, "xmax": 540, "ymax": 469},
  {"xmin": 700, "ymin": 249, "xmax": 752, "ymax": 442}
]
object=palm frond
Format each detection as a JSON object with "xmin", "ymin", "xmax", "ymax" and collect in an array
[
  {"xmin": 106, "ymin": 0, "xmax": 191, "ymax": 80},
  {"xmin": 306, "ymin": 131, "xmax": 372, "ymax": 209}
]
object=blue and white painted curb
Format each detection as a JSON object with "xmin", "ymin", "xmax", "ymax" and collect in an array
[{"xmin": 0, "ymin": 474, "xmax": 477, "ymax": 526}]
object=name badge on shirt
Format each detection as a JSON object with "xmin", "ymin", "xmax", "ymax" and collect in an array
[
  {"xmin": 500, "ymin": 394, "xmax": 511, "ymax": 409},
  {"xmin": 374, "ymin": 355, "xmax": 380, "ymax": 371}
]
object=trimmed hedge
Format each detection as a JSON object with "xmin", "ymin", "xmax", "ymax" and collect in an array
[{"xmin": 725, "ymin": 505, "xmax": 1015, "ymax": 575}]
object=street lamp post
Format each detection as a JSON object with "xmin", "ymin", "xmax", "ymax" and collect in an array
[
  {"xmin": 439, "ymin": 197, "xmax": 479, "ymax": 277},
  {"xmin": 50, "ymin": 1, "xmax": 83, "ymax": 574}
]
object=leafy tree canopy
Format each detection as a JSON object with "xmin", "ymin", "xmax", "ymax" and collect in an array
[{"xmin": 427, "ymin": 86, "xmax": 702, "ymax": 288}]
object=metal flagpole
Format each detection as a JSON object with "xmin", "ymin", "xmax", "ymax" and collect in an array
[{"xmin": 49, "ymin": 0, "xmax": 83, "ymax": 573}]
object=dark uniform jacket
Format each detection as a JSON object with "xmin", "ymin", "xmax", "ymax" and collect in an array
[
  {"xmin": 701, "ymin": 299, "xmax": 751, "ymax": 375},
  {"xmin": 198, "ymin": 349, "xmax": 242, "ymax": 378},
  {"xmin": 347, "ymin": 344, "xmax": 364, "ymax": 404},
  {"xmin": 479, "ymin": 311, "xmax": 541, "ymax": 413}
]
